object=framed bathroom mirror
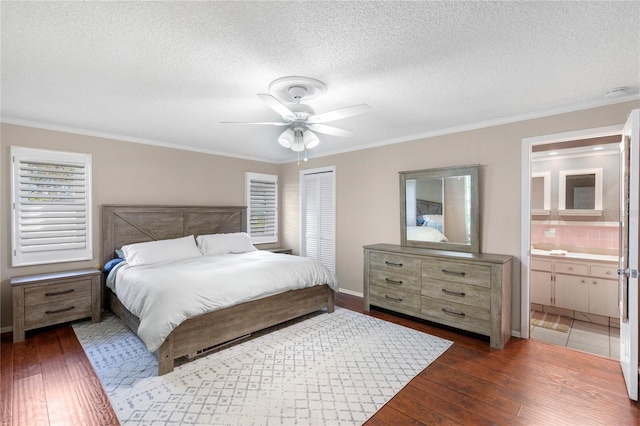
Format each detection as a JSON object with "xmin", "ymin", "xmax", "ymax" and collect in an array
[
  {"xmin": 558, "ymin": 167, "xmax": 603, "ymax": 215},
  {"xmin": 400, "ymin": 165, "xmax": 480, "ymax": 253}
]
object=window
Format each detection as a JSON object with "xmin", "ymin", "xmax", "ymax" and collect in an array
[
  {"xmin": 11, "ymin": 147, "xmax": 93, "ymax": 266},
  {"xmin": 246, "ymin": 172, "xmax": 278, "ymax": 244}
]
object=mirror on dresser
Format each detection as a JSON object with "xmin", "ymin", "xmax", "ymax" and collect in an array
[{"xmin": 400, "ymin": 165, "xmax": 480, "ymax": 253}]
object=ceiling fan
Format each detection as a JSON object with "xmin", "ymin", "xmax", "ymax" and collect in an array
[{"xmin": 222, "ymin": 76, "xmax": 371, "ymax": 156}]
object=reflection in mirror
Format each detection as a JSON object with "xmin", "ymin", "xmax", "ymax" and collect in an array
[
  {"xmin": 531, "ymin": 171, "xmax": 550, "ymax": 214},
  {"xmin": 400, "ymin": 165, "xmax": 479, "ymax": 253},
  {"xmin": 558, "ymin": 167, "xmax": 602, "ymax": 214}
]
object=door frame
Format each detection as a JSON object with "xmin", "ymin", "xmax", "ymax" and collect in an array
[{"xmin": 520, "ymin": 124, "xmax": 623, "ymax": 338}]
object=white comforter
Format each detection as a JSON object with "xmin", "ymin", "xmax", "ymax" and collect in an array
[{"xmin": 114, "ymin": 251, "xmax": 338, "ymax": 352}]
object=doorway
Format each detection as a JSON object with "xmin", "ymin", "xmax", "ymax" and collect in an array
[{"xmin": 521, "ymin": 126, "xmax": 623, "ymax": 360}]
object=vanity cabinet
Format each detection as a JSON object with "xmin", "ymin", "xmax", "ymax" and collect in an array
[
  {"xmin": 364, "ymin": 244, "xmax": 512, "ymax": 349},
  {"xmin": 530, "ymin": 256, "xmax": 618, "ymax": 318}
]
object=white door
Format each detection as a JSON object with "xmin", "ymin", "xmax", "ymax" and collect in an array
[
  {"xmin": 619, "ymin": 109, "xmax": 639, "ymax": 401},
  {"xmin": 301, "ymin": 168, "xmax": 336, "ymax": 273}
]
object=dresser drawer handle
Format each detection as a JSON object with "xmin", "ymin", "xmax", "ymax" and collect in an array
[
  {"xmin": 44, "ymin": 289, "xmax": 75, "ymax": 297},
  {"xmin": 441, "ymin": 288, "xmax": 466, "ymax": 297},
  {"xmin": 385, "ymin": 295, "xmax": 403, "ymax": 303},
  {"xmin": 442, "ymin": 269, "xmax": 466, "ymax": 277},
  {"xmin": 385, "ymin": 261, "xmax": 403, "ymax": 267},
  {"xmin": 442, "ymin": 308, "xmax": 466, "ymax": 317},
  {"xmin": 45, "ymin": 306, "xmax": 75, "ymax": 315},
  {"xmin": 385, "ymin": 278, "xmax": 403, "ymax": 285}
]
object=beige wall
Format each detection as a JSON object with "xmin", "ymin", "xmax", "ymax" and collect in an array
[
  {"xmin": 2, "ymin": 100, "xmax": 638, "ymax": 332},
  {"xmin": 280, "ymin": 100, "xmax": 639, "ymax": 333},
  {"xmin": 0, "ymin": 124, "xmax": 278, "ymax": 328}
]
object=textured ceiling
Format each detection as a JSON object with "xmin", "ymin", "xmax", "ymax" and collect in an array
[{"xmin": 2, "ymin": 1, "xmax": 639, "ymax": 164}]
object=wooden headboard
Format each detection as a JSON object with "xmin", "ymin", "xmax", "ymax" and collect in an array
[{"xmin": 101, "ymin": 205, "xmax": 247, "ymax": 265}]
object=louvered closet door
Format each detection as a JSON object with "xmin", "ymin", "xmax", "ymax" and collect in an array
[{"xmin": 301, "ymin": 169, "xmax": 335, "ymax": 273}]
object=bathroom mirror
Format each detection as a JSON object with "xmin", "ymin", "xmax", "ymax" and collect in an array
[
  {"xmin": 558, "ymin": 167, "xmax": 603, "ymax": 215},
  {"xmin": 400, "ymin": 165, "xmax": 479, "ymax": 253},
  {"xmin": 531, "ymin": 171, "xmax": 551, "ymax": 215}
]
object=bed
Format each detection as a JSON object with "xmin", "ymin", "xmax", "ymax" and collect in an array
[{"xmin": 102, "ymin": 205, "xmax": 337, "ymax": 375}]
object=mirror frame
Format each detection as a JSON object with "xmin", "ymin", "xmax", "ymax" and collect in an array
[{"xmin": 400, "ymin": 164, "xmax": 480, "ymax": 253}]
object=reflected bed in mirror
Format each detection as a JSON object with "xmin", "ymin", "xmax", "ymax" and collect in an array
[{"xmin": 400, "ymin": 165, "xmax": 480, "ymax": 253}]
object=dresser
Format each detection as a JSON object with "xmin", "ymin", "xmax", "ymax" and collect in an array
[
  {"xmin": 12, "ymin": 268, "xmax": 102, "ymax": 343},
  {"xmin": 364, "ymin": 244, "xmax": 512, "ymax": 349}
]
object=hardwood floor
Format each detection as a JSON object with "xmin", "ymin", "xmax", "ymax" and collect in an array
[{"xmin": 1, "ymin": 292, "xmax": 639, "ymax": 425}]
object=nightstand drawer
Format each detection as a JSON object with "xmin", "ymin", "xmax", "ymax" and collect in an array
[
  {"xmin": 24, "ymin": 296, "xmax": 92, "ymax": 330},
  {"xmin": 12, "ymin": 268, "xmax": 101, "ymax": 343},
  {"xmin": 24, "ymin": 279, "xmax": 92, "ymax": 306}
]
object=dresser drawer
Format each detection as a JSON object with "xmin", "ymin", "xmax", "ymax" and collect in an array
[
  {"xmin": 590, "ymin": 265, "xmax": 618, "ymax": 280},
  {"xmin": 370, "ymin": 269, "xmax": 421, "ymax": 294},
  {"xmin": 24, "ymin": 279, "xmax": 92, "ymax": 306},
  {"xmin": 422, "ymin": 278, "xmax": 490, "ymax": 309},
  {"xmin": 24, "ymin": 296, "xmax": 92, "ymax": 330},
  {"xmin": 554, "ymin": 261, "xmax": 589, "ymax": 275},
  {"xmin": 422, "ymin": 259, "xmax": 491, "ymax": 288},
  {"xmin": 369, "ymin": 285, "xmax": 421, "ymax": 315},
  {"xmin": 421, "ymin": 296, "xmax": 490, "ymax": 335},
  {"xmin": 370, "ymin": 252, "xmax": 421, "ymax": 276}
]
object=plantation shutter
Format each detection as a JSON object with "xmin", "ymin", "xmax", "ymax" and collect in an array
[
  {"xmin": 246, "ymin": 172, "xmax": 278, "ymax": 244},
  {"xmin": 11, "ymin": 147, "xmax": 93, "ymax": 266},
  {"xmin": 301, "ymin": 169, "xmax": 335, "ymax": 273}
]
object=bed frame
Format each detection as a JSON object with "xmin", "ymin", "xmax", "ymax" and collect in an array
[{"xmin": 102, "ymin": 205, "xmax": 335, "ymax": 375}]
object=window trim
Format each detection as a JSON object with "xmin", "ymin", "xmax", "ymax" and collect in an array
[
  {"xmin": 11, "ymin": 146, "xmax": 93, "ymax": 267},
  {"xmin": 246, "ymin": 172, "xmax": 278, "ymax": 245}
]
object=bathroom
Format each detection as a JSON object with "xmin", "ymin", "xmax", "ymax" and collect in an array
[{"xmin": 529, "ymin": 135, "xmax": 621, "ymax": 359}]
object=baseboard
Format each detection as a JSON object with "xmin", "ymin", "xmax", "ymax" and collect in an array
[
  {"xmin": 338, "ymin": 288, "xmax": 363, "ymax": 297},
  {"xmin": 511, "ymin": 330, "xmax": 522, "ymax": 338},
  {"xmin": 1, "ymin": 325, "xmax": 12, "ymax": 334}
]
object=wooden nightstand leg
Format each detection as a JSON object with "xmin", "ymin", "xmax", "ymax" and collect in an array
[{"xmin": 12, "ymin": 287, "xmax": 25, "ymax": 343}]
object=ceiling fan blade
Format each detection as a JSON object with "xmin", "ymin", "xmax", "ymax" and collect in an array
[
  {"xmin": 308, "ymin": 103, "xmax": 371, "ymax": 123},
  {"xmin": 307, "ymin": 123, "xmax": 354, "ymax": 137},
  {"xmin": 220, "ymin": 121, "xmax": 289, "ymax": 126},
  {"xmin": 257, "ymin": 94, "xmax": 296, "ymax": 120}
]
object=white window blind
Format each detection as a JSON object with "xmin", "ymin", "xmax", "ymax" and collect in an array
[
  {"xmin": 246, "ymin": 172, "xmax": 278, "ymax": 244},
  {"xmin": 11, "ymin": 147, "xmax": 93, "ymax": 267}
]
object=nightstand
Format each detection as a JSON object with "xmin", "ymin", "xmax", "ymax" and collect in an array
[
  {"xmin": 268, "ymin": 248, "xmax": 293, "ymax": 254},
  {"xmin": 11, "ymin": 268, "xmax": 101, "ymax": 343}
]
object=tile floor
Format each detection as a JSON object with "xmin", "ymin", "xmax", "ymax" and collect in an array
[{"xmin": 530, "ymin": 317, "xmax": 620, "ymax": 360}]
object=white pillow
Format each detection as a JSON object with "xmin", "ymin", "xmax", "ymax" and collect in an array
[
  {"xmin": 122, "ymin": 235, "xmax": 202, "ymax": 266},
  {"xmin": 196, "ymin": 232, "xmax": 257, "ymax": 255}
]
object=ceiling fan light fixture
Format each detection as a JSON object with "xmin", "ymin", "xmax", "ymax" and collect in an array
[
  {"xmin": 291, "ymin": 128, "xmax": 305, "ymax": 152},
  {"xmin": 278, "ymin": 128, "xmax": 294, "ymax": 148},
  {"xmin": 303, "ymin": 129, "xmax": 319, "ymax": 149}
]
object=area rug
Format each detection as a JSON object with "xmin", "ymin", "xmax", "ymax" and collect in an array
[
  {"xmin": 531, "ymin": 310, "xmax": 572, "ymax": 333},
  {"xmin": 73, "ymin": 307, "xmax": 452, "ymax": 425}
]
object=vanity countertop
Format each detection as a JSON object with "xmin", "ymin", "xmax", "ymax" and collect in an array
[{"xmin": 531, "ymin": 248, "xmax": 618, "ymax": 263}]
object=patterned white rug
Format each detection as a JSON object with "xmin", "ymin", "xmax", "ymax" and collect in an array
[{"xmin": 73, "ymin": 307, "xmax": 452, "ymax": 425}]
